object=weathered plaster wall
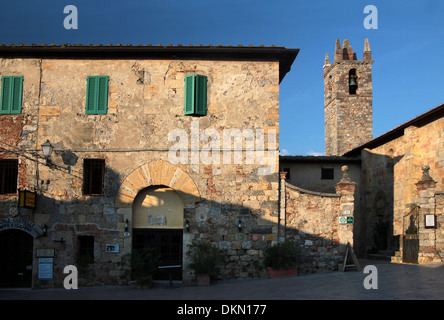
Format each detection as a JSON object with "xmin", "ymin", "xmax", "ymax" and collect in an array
[{"xmin": 1, "ymin": 56, "xmax": 282, "ymax": 287}]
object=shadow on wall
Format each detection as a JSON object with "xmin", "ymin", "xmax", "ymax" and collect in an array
[
  {"xmin": 360, "ymin": 150, "xmax": 404, "ymax": 258},
  {"xmin": 1, "ymin": 161, "xmax": 364, "ymax": 288}
]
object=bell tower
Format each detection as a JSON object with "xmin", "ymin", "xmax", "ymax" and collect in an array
[{"xmin": 323, "ymin": 38, "xmax": 374, "ymax": 156}]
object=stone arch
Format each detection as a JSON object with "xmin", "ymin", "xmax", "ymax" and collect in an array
[
  {"xmin": 0, "ymin": 218, "xmax": 44, "ymax": 239},
  {"xmin": 115, "ymin": 160, "xmax": 200, "ymax": 208}
]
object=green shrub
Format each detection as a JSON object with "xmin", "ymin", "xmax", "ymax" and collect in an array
[
  {"xmin": 187, "ymin": 241, "xmax": 226, "ymax": 280},
  {"xmin": 129, "ymin": 247, "xmax": 160, "ymax": 288},
  {"xmin": 264, "ymin": 241, "xmax": 301, "ymax": 270}
]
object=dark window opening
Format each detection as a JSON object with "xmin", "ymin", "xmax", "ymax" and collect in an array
[
  {"xmin": 321, "ymin": 168, "xmax": 334, "ymax": 180},
  {"xmin": 0, "ymin": 159, "xmax": 18, "ymax": 194},
  {"xmin": 78, "ymin": 236, "xmax": 94, "ymax": 264},
  {"xmin": 349, "ymin": 69, "xmax": 358, "ymax": 94},
  {"xmin": 83, "ymin": 159, "xmax": 105, "ymax": 195}
]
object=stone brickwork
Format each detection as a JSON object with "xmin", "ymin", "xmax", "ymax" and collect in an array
[
  {"xmin": 323, "ymin": 39, "xmax": 373, "ymax": 156},
  {"xmin": 0, "ymin": 45, "xmax": 298, "ymax": 287},
  {"xmin": 283, "ymin": 166, "xmax": 356, "ymax": 273},
  {"xmin": 415, "ymin": 166, "xmax": 442, "ymax": 263},
  {"xmin": 360, "ymin": 114, "xmax": 444, "ymax": 258}
]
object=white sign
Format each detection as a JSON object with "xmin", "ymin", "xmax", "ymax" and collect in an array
[
  {"xmin": 38, "ymin": 258, "xmax": 53, "ymax": 280},
  {"xmin": 106, "ymin": 244, "xmax": 119, "ymax": 253}
]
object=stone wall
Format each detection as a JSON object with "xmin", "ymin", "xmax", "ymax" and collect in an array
[
  {"xmin": 323, "ymin": 39, "xmax": 373, "ymax": 156},
  {"xmin": 282, "ymin": 166, "xmax": 356, "ymax": 273},
  {"xmin": 0, "ymin": 54, "xmax": 283, "ymax": 287},
  {"xmin": 360, "ymin": 116, "xmax": 444, "ymax": 257}
]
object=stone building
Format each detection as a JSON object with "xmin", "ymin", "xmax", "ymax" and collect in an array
[
  {"xmin": 345, "ymin": 103, "xmax": 444, "ymax": 262},
  {"xmin": 282, "ymin": 38, "xmax": 444, "ymax": 265},
  {"xmin": 0, "ymin": 44, "xmax": 299, "ymax": 288},
  {"xmin": 323, "ymin": 38, "xmax": 373, "ymax": 157}
]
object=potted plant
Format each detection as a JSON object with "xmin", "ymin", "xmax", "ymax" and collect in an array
[
  {"xmin": 120, "ymin": 247, "xmax": 160, "ymax": 288},
  {"xmin": 187, "ymin": 241, "xmax": 226, "ymax": 286},
  {"xmin": 264, "ymin": 241, "xmax": 301, "ymax": 278}
]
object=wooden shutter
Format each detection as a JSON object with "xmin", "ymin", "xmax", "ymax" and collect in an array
[
  {"xmin": 11, "ymin": 77, "xmax": 23, "ymax": 114},
  {"xmin": 0, "ymin": 77, "xmax": 11, "ymax": 113},
  {"xmin": 184, "ymin": 74, "xmax": 195, "ymax": 115},
  {"xmin": 86, "ymin": 76, "xmax": 108, "ymax": 114},
  {"xmin": 1, "ymin": 76, "xmax": 23, "ymax": 114},
  {"xmin": 195, "ymin": 75, "xmax": 207, "ymax": 116},
  {"xmin": 86, "ymin": 76, "xmax": 97, "ymax": 114},
  {"xmin": 97, "ymin": 76, "xmax": 108, "ymax": 114}
]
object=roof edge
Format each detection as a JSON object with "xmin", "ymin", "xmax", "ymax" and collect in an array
[{"xmin": 344, "ymin": 103, "xmax": 444, "ymax": 156}]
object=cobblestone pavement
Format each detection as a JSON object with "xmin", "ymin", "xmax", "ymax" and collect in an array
[{"xmin": 1, "ymin": 260, "xmax": 443, "ymax": 300}]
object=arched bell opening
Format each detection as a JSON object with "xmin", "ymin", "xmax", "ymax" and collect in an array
[{"xmin": 349, "ymin": 69, "xmax": 358, "ymax": 94}]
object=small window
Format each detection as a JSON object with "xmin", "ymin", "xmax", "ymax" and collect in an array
[
  {"xmin": 349, "ymin": 69, "xmax": 357, "ymax": 95},
  {"xmin": 184, "ymin": 74, "xmax": 207, "ymax": 116},
  {"xmin": 1, "ymin": 76, "xmax": 23, "ymax": 114},
  {"xmin": 0, "ymin": 159, "xmax": 18, "ymax": 194},
  {"xmin": 83, "ymin": 159, "xmax": 105, "ymax": 195},
  {"xmin": 78, "ymin": 236, "xmax": 94, "ymax": 264},
  {"xmin": 321, "ymin": 168, "xmax": 334, "ymax": 180},
  {"xmin": 85, "ymin": 76, "xmax": 108, "ymax": 114}
]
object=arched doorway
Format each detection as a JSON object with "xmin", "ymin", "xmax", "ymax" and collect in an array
[
  {"xmin": 0, "ymin": 229, "xmax": 33, "ymax": 287},
  {"xmin": 132, "ymin": 186, "xmax": 185, "ymax": 281},
  {"xmin": 115, "ymin": 160, "xmax": 201, "ymax": 282}
]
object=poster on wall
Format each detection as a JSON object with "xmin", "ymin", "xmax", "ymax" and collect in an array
[{"xmin": 38, "ymin": 258, "xmax": 53, "ymax": 280}]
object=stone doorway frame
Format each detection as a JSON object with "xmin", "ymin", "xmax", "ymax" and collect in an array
[{"xmin": 115, "ymin": 160, "xmax": 201, "ymax": 282}]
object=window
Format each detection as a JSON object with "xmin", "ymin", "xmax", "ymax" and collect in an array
[
  {"xmin": 85, "ymin": 76, "xmax": 108, "ymax": 114},
  {"xmin": 349, "ymin": 69, "xmax": 357, "ymax": 95},
  {"xmin": 1, "ymin": 76, "xmax": 23, "ymax": 114},
  {"xmin": 321, "ymin": 168, "xmax": 334, "ymax": 180},
  {"xmin": 0, "ymin": 159, "xmax": 18, "ymax": 194},
  {"xmin": 78, "ymin": 236, "xmax": 94, "ymax": 263},
  {"xmin": 83, "ymin": 159, "xmax": 105, "ymax": 195},
  {"xmin": 184, "ymin": 74, "xmax": 207, "ymax": 116}
]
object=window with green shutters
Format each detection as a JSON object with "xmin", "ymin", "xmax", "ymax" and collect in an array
[
  {"xmin": 0, "ymin": 76, "xmax": 23, "ymax": 114},
  {"xmin": 85, "ymin": 76, "xmax": 108, "ymax": 114},
  {"xmin": 184, "ymin": 74, "xmax": 207, "ymax": 116}
]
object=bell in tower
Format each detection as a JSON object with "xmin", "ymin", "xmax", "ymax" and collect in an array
[
  {"xmin": 322, "ymin": 38, "xmax": 374, "ymax": 156},
  {"xmin": 349, "ymin": 69, "xmax": 358, "ymax": 94}
]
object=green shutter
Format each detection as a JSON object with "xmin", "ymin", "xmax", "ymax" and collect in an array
[
  {"xmin": 195, "ymin": 75, "xmax": 207, "ymax": 116},
  {"xmin": 0, "ymin": 77, "xmax": 11, "ymax": 113},
  {"xmin": 184, "ymin": 74, "xmax": 195, "ymax": 115},
  {"xmin": 184, "ymin": 74, "xmax": 207, "ymax": 116},
  {"xmin": 11, "ymin": 77, "xmax": 23, "ymax": 114},
  {"xmin": 97, "ymin": 76, "xmax": 108, "ymax": 114},
  {"xmin": 0, "ymin": 76, "xmax": 23, "ymax": 114},
  {"xmin": 86, "ymin": 76, "xmax": 108, "ymax": 114},
  {"xmin": 86, "ymin": 76, "xmax": 97, "ymax": 114}
]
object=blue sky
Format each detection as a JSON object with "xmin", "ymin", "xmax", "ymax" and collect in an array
[{"xmin": 1, "ymin": 0, "xmax": 443, "ymax": 155}]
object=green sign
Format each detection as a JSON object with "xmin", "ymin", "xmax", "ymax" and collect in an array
[{"xmin": 339, "ymin": 216, "xmax": 354, "ymax": 224}]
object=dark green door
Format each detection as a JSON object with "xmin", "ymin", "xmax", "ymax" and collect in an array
[
  {"xmin": 133, "ymin": 229, "xmax": 183, "ymax": 280},
  {"xmin": 0, "ymin": 230, "xmax": 33, "ymax": 287}
]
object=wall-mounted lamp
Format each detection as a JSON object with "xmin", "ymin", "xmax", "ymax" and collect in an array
[
  {"xmin": 238, "ymin": 219, "xmax": 242, "ymax": 232},
  {"xmin": 185, "ymin": 219, "xmax": 190, "ymax": 232},
  {"xmin": 41, "ymin": 140, "xmax": 54, "ymax": 166},
  {"xmin": 42, "ymin": 224, "xmax": 48, "ymax": 236},
  {"xmin": 125, "ymin": 219, "xmax": 129, "ymax": 233}
]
